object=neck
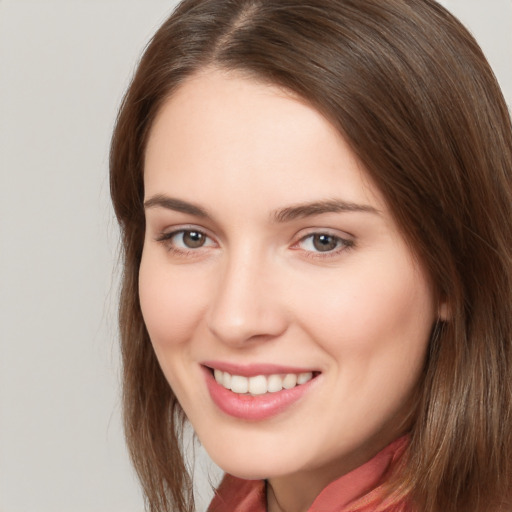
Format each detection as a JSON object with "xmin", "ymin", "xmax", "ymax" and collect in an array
[
  {"xmin": 265, "ymin": 433, "xmax": 407, "ymax": 512},
  {"xmin": 265, "ymin": 453, "xmax": 367, "ymax": 512},
  {"xmin": 266, "ymin": 475, "xmax": 318, "ymax": 512}
]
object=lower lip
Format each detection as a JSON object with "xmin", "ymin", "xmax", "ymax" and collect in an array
[{"xmin": 202, "ymin": 367, "xmax": 317, "ymax": 421}]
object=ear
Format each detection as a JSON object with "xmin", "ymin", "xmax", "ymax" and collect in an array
[{"xmin": 438, "ymin": 300, "xmax": 450, "ymax": 321}]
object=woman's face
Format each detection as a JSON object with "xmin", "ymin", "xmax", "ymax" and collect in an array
[{"xmin": 140, "ymin": 68, "xmax": 437, "ymax": 487}]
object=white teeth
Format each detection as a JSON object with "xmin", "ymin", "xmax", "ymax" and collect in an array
[
  {"xmin": 267, "ymin": 374, "xmax": 283, "ymax": 393},
  {"xmin": 230, "ymin": 375, "xmax": 249, "ymax": 394},
  {"xmin": 297, "ymin": 372, "xmax": 313, "ymax": 384},
  {"xmin": 282, "ymin": 373, "xmax": 297, "ymax": 389},
  {"xmin": 222, "ymin": 372, "xmax": 232, "ymax": 389},
  {"xmin": 213, "ymin": 369, "xmax": 314, "ymax": 395},
  {"xmin": 248, "ymin": 375, "xmax": 267, "ymax": 395}
]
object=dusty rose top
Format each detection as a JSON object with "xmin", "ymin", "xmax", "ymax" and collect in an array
[{"xmin": 208, "ymin": 437, "xmax": 410, "ymax": 512}]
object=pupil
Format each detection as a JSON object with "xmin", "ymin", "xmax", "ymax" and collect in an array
[
  {"xmin": 313, "ymin": 234, "xmax": 337, "ymax": 252},
  {"xmin": 184, "ymin": 231, "xmax": 204, "ymax": 248}
]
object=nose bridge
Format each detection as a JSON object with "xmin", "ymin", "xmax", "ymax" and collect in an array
[{"xmin": 207, "ymin": 244, "xmax": 286, "ymax": 345}]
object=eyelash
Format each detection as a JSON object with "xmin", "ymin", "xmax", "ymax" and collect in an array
[
  {"xmin": 294, "ymin": 232, "xmax": 355, "ymax": 259},
  {"xmin": 155, "ymin": 228, "xmax": 216, "ymax": 256},
  {"xmin": 155, "ymin": 228, "xmax": 354, "ymax": 259}
]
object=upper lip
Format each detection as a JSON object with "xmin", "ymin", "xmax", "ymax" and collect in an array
[{"xmin": 202, "ymin": 360, "xmax": 318, "ymax": 377}]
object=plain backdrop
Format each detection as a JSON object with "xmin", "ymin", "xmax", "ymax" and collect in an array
[{"xmin": 0, "ymin": 1, "xmax": 510, "ymax": 511}]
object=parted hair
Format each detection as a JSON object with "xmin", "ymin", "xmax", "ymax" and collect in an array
[{"xmin": 110, "ymin": 1, "xmax": 512, "ymax": 511}]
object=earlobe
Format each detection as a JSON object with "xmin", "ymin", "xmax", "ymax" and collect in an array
[{"xmin": 438, "ymin": 301, "xmax": 450, "ymax": 321}]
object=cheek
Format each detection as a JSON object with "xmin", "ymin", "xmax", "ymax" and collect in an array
[
  {"xmin": 295, "ymin": 252, "xmax": 435, "ymax": 374},
  {"xmin": 293, "ymin": 260, "xmax": 434, "ymax": 442},
  {"xmin": 138, "ymin": 252, "xmax": 209, "ymax": 350}
]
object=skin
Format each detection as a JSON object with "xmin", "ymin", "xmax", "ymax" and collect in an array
[{"xmin": 139, "ymin": 68, "xmax": 438, "ymax": 512}]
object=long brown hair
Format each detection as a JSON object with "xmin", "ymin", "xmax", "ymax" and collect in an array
[{"xmin": 110, "ymin": 1, "xmax": 512, "ymax": 511}]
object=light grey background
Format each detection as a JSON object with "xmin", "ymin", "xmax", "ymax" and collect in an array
[{"xmin": 0, "ymin": 1, "xmax": 510, "ymax": 511}]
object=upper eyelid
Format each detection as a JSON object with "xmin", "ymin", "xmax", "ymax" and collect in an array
[
  {"xmin": 294, "ymin": 232, "xmax": 352, "ymax": 248},
  {"xmin": 154, "ymin": 226, "xmax": 216, "ymax": 247},
  {"xmin": 147, "ymin": 213, "xmax": 224, "ymax": 238},
  {"xmin": 294, "ymin": 226, "xmax": 354, "ymax": 241},
  {"xmin": 155, "ymin": 224, "xmax": 214, "ymax": 238}
]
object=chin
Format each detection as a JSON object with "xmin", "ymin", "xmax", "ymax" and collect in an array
[{"xmin": 198, "ymin": 436, "xmax": 293, "ymax": 480}]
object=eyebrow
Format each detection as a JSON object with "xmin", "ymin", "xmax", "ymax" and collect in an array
[
  {"xmin": 143, "ymin": 194, "xmax": 380, "ymax": 222},
  {"xmin": 271, "ymin": 199, "xmax": 380, "ymax": 223},
  {"xmin": 144, "ymin": 195, "xmax": 210, "ymax": 217}
]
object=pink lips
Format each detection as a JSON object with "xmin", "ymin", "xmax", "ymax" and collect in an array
[{"xmin": 201, "ymin": 362, "xmax": 318, "ymax": 421}]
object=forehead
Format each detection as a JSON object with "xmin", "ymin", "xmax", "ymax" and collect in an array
[{"xmin": 144, "ymin": 68, "xmax": 383, "ymax": 211}]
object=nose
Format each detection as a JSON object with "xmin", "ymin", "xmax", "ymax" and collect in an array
[{"xmin": 206, "ymin": 250, "xmax": 288, "ymax": 346}]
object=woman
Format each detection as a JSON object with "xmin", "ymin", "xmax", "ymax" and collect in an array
[{"xmin": 109, "ymin": 1, "xmax": 512, "ymax": 511}]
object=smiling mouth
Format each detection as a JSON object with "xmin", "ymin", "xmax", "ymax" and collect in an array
[
  {"xmin": 211, "ymin": 368, "xmax": 317, "ymax": 396},
  {"xmin": 203, "ymin": 365, "xmax": 320, "ymax": 420}
]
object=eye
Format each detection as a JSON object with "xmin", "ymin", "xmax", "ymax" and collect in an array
[
  {"xmin": 297, "ymin": 233, "xmax": 353, "ymax": 254},
  {"xmin": 176, "ymin": 230, "xmax": 208, "ymax": 249},
  {"xmin": 156, "ymin": 228, "xmax": 215, "ymax": 252}
]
